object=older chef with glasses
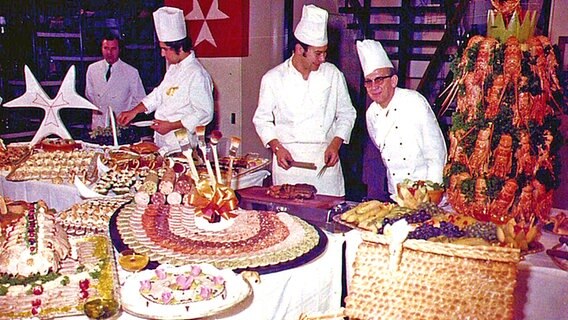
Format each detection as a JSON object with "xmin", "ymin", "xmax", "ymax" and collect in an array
[{"xmin": 356, "ymin": 39, "xmax": 447, "ymax": 198}]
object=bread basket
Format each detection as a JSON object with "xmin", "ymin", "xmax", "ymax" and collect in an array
[{"xmin": 301, "ymin": 232, "xmax": 520, "ymax": 320}]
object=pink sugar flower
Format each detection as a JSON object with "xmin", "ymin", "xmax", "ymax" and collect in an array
[
  {"xmin": 176, "ymin": 275, "xmax": 194, "ymax": 290},
  {"xmin": 190, "ymin": 265, "xmax": 201, "ymax": 277},
  {"xmin": 200, "ymin": 287, "xmax": 212, "ymax": 300},
  {"xmin": 161, "ymin": 291, "xmax": 173, "ymax": 304},
  {"xmin": 155, "ymin": 268, "xmax": 167, "ymax": 280},
  {"xmin": 139, "ymin": 280, "xmax": 152, "ymax": 291}
]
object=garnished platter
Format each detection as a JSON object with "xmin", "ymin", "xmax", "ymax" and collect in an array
[
  {"xmin": 110, "ymin": 204, "xmax": 327, "ymax": 274},
  {"xmin": 120, "ymin": 263, "xmax": 252, "ymax": 319}
]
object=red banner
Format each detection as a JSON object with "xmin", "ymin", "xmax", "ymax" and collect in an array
[{"xmin": 164, "ymin": 0, "xmax": 249, "ymax": 57}]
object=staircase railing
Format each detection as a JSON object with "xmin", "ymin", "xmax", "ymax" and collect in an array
[{"xmin": 416, "ymin": 0, "xmax": 470, "ymax": 99}]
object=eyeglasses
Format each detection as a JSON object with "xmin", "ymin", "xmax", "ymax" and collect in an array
[{"xmin": 364, "ymin": 74, "xmax": 393, "ymax": 87}]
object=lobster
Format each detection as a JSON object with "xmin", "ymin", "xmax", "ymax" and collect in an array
[
  {"xmin": 490, "ymin": 134, "xmax": 513, "ymax": 178},
  {"xmin": 488, "ymin": 178, "xmax": 518, "ymax": 223},
  {"xmin": 468, "ymin": 124, "xmax": 493, "ymax": 176}
]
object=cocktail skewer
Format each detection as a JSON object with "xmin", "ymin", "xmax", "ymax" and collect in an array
[
  {"xmin": 196, "ymin": 125, "xmax": 216, "ymax": 186},
  {"xmin": 174, "ymin": 128, "xmax": 199, "ymax": 183},
  {"xmin": 209, "ymin": 130, "xmax": 223, "ymax": 184},
  {"xmin": 226, "ymin": 136, "xmax": 241, "ymax": 187}
]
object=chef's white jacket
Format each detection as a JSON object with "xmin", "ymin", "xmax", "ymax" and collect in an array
[
  {"xmin": 142, "ymin": 52, "xmax": 214, "ymax": 152},
  {"xmin": 366, "ymin": 87, "xmax": 447, "ymax": 196},
  {"xmin": 85, "ymin": 59, "xmax": 146, "ymax": 129},
  {"xmin": 253, "ymin": 56, "xmax": 356, "ymax": 196}
]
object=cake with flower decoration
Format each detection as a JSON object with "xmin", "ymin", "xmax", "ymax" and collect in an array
[{"xmin": 139, "ymin": 264, "xmax": 226, "ymax": 305}]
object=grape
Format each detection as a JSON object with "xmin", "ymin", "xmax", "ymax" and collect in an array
[
  {"xmin": 408, "ymin": 224, "xmax": 442, "ymax": 240},
  {"xmin": 404, "ymin": 210, "xmax": 432, "ymax": 224},
  {"xmin": 464, "ymin": 222, "xmax": 498, "ymax": 241},
  {"xmin": 439, "ymin": 221, "xmax": 465, "ymax": 238}
]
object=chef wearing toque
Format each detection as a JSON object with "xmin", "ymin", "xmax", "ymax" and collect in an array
[
  {"xmin": 356, "ymin": 39, "xmax": 447, "ymax": 198},
  {"xmin": 118, "ymin": 6, "xmax": 214, "ymax": 153},
  {"xmin": 253, "ymin": 5, "xmax": 356, "ymax": 197}
]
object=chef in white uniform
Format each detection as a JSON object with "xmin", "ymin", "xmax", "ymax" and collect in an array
[
  {"xmin": 356, "ymin": 39, "xmax": 447, "ymax": 197},
  {"xmin": 253, "ymin": 5, "xmax": 356, "ymax": 196},
  {"xmin": 118, "ymin": 7, "xmax": 214, "ymax": 153},
  {"xmin": 85, "ymin": 34, "xmax": 146, "ymax": 129}
]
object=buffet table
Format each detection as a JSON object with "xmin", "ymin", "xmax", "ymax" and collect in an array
[
  {"xmin": 1, "ymin": 171, "xmax": 270, "ymax": 212},
  {"xmin": 112, "ymin": 231, "xmax": 344, "ymax": 320},
  {"xmin": 344, "ymin": 229, "xmax": 568, "ymax": 320},
  {"xmin": 56, "ymin": 231, "xmax": 344, "ymax": 320}
]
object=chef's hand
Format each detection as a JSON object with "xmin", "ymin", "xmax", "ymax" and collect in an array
[
  {"xmin": 269, "ymin": 140, "xmax": 294, "ymax": 170},
  {"xmin": 118, "ymin": 102, "xmax": 147, "ymax": 126},
  {"xmin": 151, "ymin": 119, "xmax": 175, "ymax": 135},
  {"xmin": 324, "ymin": 137, "xmax": 343, "ymax": 167},
  {"xmin": 117, "ymin": 110, "xmax": 137, "ymax": 126}
]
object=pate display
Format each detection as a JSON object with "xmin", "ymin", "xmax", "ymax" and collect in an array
[
  {"xmin": 0, "ymin": 198, "xmax": 120, "ymax": 319},
  {"xmin": 0, "ymin": 200, "xmax": 70, "ymax": 277}
]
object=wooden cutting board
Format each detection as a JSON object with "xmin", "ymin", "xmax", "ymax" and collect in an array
[{"xmin": 236, "ymin": 186, "xmax": 345, "ymax": 211}]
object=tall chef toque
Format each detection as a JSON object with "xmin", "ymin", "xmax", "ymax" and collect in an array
[
  {"xmin": 153, "ymin": 6, "xmax": 187, "ymax": 42},
  {"xmin": 356, "ymin": 39, "xmax": 394, "ymax": 77},
  {"xmin": 294, "ymin": 5, "xmax": 328, "ymax": 47}
]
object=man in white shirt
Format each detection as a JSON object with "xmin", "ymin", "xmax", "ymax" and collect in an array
[
  {"xmin": 118, "ymin": 7, "xmax": 214, "ymax": 153},
  {"xmin": 85, "ymin": 34, "xmax": 146, "ymax": 129},
  {"xmin": 356, "ymin": 39, "xmax": 447, "ymax": 197},
  {"xmin": 253, "ymin": 5, "xmax": 356, "ymax": 196}
]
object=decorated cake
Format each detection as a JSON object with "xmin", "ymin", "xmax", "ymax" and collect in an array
[
  {"xmin": 120, "ymin": 263, "xmax": 251, "ymax": 319},
  {"xmin": 139, "ymin": 264, "xmax": 225, "ymax": 305}
]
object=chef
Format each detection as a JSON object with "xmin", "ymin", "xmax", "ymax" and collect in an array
[
  {"xmin": 356, "ymin": 39, "xmax": 447, "ymax": 197},
  {"xmin": 117, "ymin": 6, "xmax": 214, "ymax": 153},
  {"xmin": 253, "ymin": 5, "xmax": 356, "ymax": 196}
]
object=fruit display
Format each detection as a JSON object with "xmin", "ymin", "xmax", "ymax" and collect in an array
[{"xmin": 440, "ymin": 4, "xmax": 563, "ymax": 227}]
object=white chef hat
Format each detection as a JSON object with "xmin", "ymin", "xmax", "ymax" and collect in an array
[
  {"xmin": 294, "ymin": 5, "xmax": 328, "ymax": 47},
  {"xmin": 356, "ymin": 39, "xmax": 394, "ymax": 76},
  {"xmin": 153, "ymin": 6, "xmax": 187, "ymax": 42}
]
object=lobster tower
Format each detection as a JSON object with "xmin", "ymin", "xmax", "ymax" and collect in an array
[{"xmin": 441, "ymin": 1, "xmax": 563, "ymax": 228}]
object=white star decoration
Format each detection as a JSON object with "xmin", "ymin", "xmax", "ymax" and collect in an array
[
  {"xmin": 3, "ymin": 65, "xmax": 99, "ymax": 146},
  {"xmin": 186, "ymin": 0, "xmax": 229, "ymax": 47}
]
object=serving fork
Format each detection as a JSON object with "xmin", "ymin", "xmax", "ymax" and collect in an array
[{"xmin": 316, "ymin": 165, "xmax": 329, "ymax": 178}]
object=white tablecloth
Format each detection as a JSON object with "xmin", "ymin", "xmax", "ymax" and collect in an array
[
  {"xmin": 345, "ymin": 230, "xmax": 568, "ymax": 320},
  {"xmin": 1, "ymin": 176, "xmax": 82, "ymax": 212},
  {"xmin": 2, "ymin": 173, "xmax": 343, "ymax": 320},
  {"xmin": 60, "ymin": 232, "xmax": 344, "ymax": 320}
]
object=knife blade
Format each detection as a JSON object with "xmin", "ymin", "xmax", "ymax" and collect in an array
[{"xmin": 289, "ymin": 161, "xmax": 317, "ymax": 170}]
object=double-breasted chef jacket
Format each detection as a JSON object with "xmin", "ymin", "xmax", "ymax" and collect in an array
[
  {"xmin": 366, "ymin": 87, "xmax": 447, "ymax": 196},
  {"xmin": 253, "ymin": 55, "xmax": 357, "ymax": 196},
  {"xmin": 141, "ymin": 52, "xmax": 214, "ymax": 153},
  {"xmin": 85, "ymin": 59, "xmax": 146, "ymax": 129}
]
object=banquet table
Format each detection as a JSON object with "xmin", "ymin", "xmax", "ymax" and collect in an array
[
  {"xmin": 1, "ymin": 174, "xmax": 345, "ymax": 320},
  {"xmin": 344, "ymin": 228, "xmax": 568, "ymax": 320},
  {"xmin": 56, "ymin": 231, "xmax": 344, "ymax": 320}
]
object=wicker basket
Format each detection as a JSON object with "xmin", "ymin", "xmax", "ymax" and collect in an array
[{"xmin": 300, "ymin": 232, "xmax": 520, "ymax": 320}]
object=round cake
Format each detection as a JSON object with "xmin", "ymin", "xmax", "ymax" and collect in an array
[{"xmin": 139, "ymin": 264, "xmax": 225, "ymax": 305}]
